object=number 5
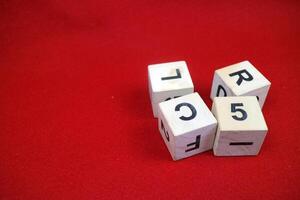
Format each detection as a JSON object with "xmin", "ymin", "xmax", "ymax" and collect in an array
[{"xmin": 231, "ymin": 103, "xmax": 247, "ymax": 121}]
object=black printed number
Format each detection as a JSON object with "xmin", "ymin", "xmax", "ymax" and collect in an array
[{"xmin": 231, "ymin": 103, "xmax": 247, "ymax": 121}]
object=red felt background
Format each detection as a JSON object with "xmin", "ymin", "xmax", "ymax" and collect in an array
[{"xmin": 1, "ymin": 0, "xmax": 300, "ymax": 199}]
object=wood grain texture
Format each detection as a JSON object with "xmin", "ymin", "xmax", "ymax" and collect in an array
[
  {"xmin": 212, "ymin": 96, "xmax": 268, "ymax": 156},
  {"xmin": 158, "ymin": 93, "xmax": 217, "ymax": 160},
  {"xmin": 148, "ymin": 61, "xmax": 194, "ymax": 117},
  {"xmin": 210, "ymin": 61, "xmax": 271, "ymax": 107}
]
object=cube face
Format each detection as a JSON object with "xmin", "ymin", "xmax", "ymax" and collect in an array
[
  {"xmin": 210, "ymin": 61, "xmax": 271, "ymax": 107},
  {"xmin": 212, "ymin": 96, "xmax": 268, "ymax": 156},
  {"xmin": 158, "ymin": 93, "xmax": 217, "ymax": 160},
  {"xmin": 174, "ymin": 124, "xmax": 217, "ymax": 160},
  {"xmin": 214, "ymin": 131, "xmax": 267, "ymax": 156},
  {"xmin": 212, "ymin": 96, "xmax": 268, "ymax": 131},
  {"xmin": 148, "ymin": 61, "xmax": 194, "ymax": 117}
]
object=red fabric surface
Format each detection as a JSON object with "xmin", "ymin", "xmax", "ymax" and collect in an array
[{"xmin": 1, "ymin": 0, "xmax": 300, "ymax": 199}]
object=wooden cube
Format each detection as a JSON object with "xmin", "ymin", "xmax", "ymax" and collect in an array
[
  {"xmin": 210, "ymin": 61, "xmax": 271, "ymax": 107},
  {"xmin": 158, "ymin": 92, "xmax": 217, "ymax": 160},
  {"xmin": 212, "ymin": 96, "xmax": 268, "ymax": 156},
  {"xmin": 148, "ymin": 61, "xmax": 194, "ymax": 117}
]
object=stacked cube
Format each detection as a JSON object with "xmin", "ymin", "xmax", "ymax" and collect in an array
[{"xmin": 148, "ymin": 61, "xmax": 271, "ymax": 160}]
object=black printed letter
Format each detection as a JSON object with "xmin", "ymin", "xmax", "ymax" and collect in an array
[
  {"xmin": 216, "ymin": 85, "xmax": 227, "ymax": 97},
  {"xmin": 175, "ymin": 103, "xmax": 197, "ymax": 121},
  {"xmin": 185, "ymin": 135, "xmax": 201, "ymax": 152},
  {"xmin": 229, "ymin": 69, "xmax": 253, "ymax": 85},
  {"xmin": 160, "ymin": 120, "xmax": 169, "ymax": 141},
  {"xmin": 165, "ymin": 96, "xmax": 181, "ymax": 101}
]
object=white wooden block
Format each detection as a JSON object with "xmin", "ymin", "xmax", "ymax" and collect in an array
[
  {"xmin": 211, "ymin": 96, "xmax": 268, "ymax": 156},
  {"xmin": 210, "ymin": 61, "xmax": 271, "ymax": 107},
  {"xmin": 158, "ymin": 92, "xmax": 217, "ymax": 160},
  {"xmin": 148, "ymin": 61, "xmax": 194, "ymax": 117}
]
